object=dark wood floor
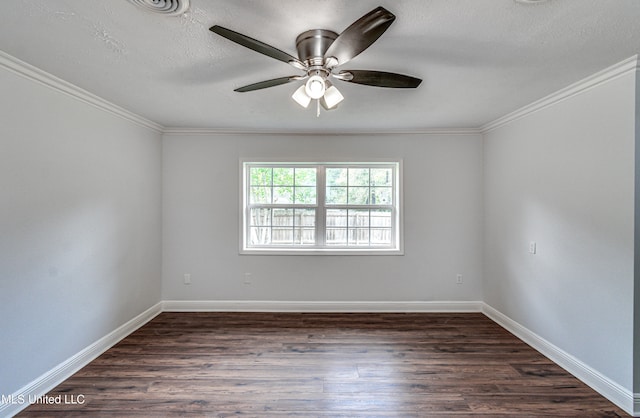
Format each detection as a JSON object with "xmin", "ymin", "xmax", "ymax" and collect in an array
[{"xmin": 19, "ymin": 312, "xmax": 628, "ymax": 417}]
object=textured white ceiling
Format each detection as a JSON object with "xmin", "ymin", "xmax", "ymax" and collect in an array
[{"xmin": 0, "ymin": 0, "xmax": 639, "ymax": 132}]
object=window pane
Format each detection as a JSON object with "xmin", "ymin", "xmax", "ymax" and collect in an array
[
  {"xmin": 326, "ymin": 228, "xmax": 347, "ymax": 245},
  {"xmin": 294, "ymin": 228, "xmax": 315, "ymax": 245},
  {"xmin": 371, "ymin": 209, "xmax": 392, "ymax": 227},
  {"xmin": 326, "ymin": 186, "xmax": 347, "ymax": 204},
  {"xmin": 250, "ymin": 186, "xmax": 271, "ymax": 204},
  {"xmin": 348, "ymin": 187, "xmax": 370, "ymax": 205},
  {"xmin": 250, "ymin": 208, "xmax": 271, "ymax": 226},
  {"xmin": 348, "ymin": 228, "xmax": 369, "ymax": 245},
  {"xmin": 272, "ymin": 227, "xmax": 293, "ymax": 244},
  {"xmin": 370, "ymin": 228, "xmax": 392, "ymax": 245},
  {"xmin": 348, "ymin": 210, "xmax": 369, "ymax": 227},
  {"xmin": 371, "ymin": 187, "xmax": 392, "ymax": 205},
  {"xmin": 272, "ymin": 208, "xmax": 293, "ymax": 226},
  {"xmin": 250, "ymin": 167, "xmax": 272, "ymax": 186},
  {"xmin": 326, "ymin": 168, "xmax": 347, "ymax": 186},
  {"xmin": 349, "ymin": 168, "xmax": 369, "ymax": 186},
  {"xmin": 294, "ymin": 209, "xmax": 315, "ymax": 226},
  {"xmin": 273, "ymin": 167, "xmax": 294, "ymax": 185},
  {"xmin": 273, "ymin": 186, "xmax": 293, "ymax": 204},
  {"xmin": 249, "ymin": 227, "xmax": 271, "ymax": 245},
  {"xmin": 295, "ymin": 168, "xmax": 316, "ymax": 186},
  {"xmin": 371, "ymin": 168, "xmax": 392, "ymax": 186},
  {"xmin": 294, "ymin": 186, "xmax": 316, "ymax": 204},
  {"xmin": 327, "ymin": 209, "xmax": 347, "ymax": 227}
]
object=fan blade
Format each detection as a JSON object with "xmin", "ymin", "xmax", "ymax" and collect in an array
[
  {"xmin": 323, "ymin": 7, "xmax": 396, "ymax": 66},
  {"xmin": 234, "ymin": 76, "xmax": 301, "ymax": 92},
  {"xmin": 210, "ymin": 25, "xmax": 304, "ymax": 68},
  {"xmin": 338, "ymin": 70, "xmax": 422, "ymax": 88}
]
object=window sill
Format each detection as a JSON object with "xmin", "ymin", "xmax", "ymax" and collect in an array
[{"xmin": 240, "ymin": 248, "xmax": 404, "ymax": 256}]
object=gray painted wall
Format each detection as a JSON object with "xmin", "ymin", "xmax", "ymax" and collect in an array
[
  {"xmin": 483, "ymin": 71, "xmax": 636, "ymax": 391},
  {"xmin": 0, "ymin": 66, "xmax": 162, "ymax": 395},
  {"xmin": 1, "ymin": 48, "xmax": 638, "ymax": 414},
  {"xmin": 162, "ymin": 133, "xmax": 484, "ymax": 303}
]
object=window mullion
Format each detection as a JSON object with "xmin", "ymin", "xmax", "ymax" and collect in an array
[{"xmin": 316, "ymin": 165, "xmax": 326, "ymax": 247}]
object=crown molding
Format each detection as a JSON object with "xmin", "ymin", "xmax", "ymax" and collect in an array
[
  {"xmin": 3, "ymin": 49, "xmax": 636, "ymax": 138},
  {"xmin": 167, "ymin": 55, "xmax": 639, "ymax": 137},
  {"xmin": 481, "ymin": 55, "xmax": 639, "ymax": 133},
  {"xmin": 0, "ymin": 50, "xmax": 163, "ymax": 133},
  {"xmin": 161, "ymin": 127, "xmax": 483, "ymax": 136}
]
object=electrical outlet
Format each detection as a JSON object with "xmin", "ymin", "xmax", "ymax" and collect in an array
[
  {"xmin": 183, "ymin": 273, "xmax": 191, "ymax": 285},
  {"xmin": 456, "ymin": 274, "xmax": 463, "ymax": 284},
  {"xmin": 529, "ymin": 241, "xmax": 537, "ymax": 254}
]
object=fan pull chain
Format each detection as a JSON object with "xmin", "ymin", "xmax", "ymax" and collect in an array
[{"xmin": 316, "ymin": 99, "xmax": 320, "ymax": 117}]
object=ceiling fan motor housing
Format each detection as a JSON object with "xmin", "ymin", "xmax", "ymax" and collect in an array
[{"xmin": 295, "ymin": 29, "xmax": 339, "ymax": 67}]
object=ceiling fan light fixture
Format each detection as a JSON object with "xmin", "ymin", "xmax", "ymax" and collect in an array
[
  {"xmin": 292, "ymin": 85, "xmax": 312, "ymax": 108},
  {"xmin": 322, "ymin": 84, "xmax": 344, "ymax": 109},
  {"xmin": 305, "ymin": 75, "xmax": 326, "ymax": 99},
  {"xmin": 210, "ymin": 6, "xmax": 422, "ymax": 115}
]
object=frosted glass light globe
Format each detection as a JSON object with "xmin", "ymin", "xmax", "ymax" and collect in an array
[{"xmin": 305, "ymin": 75, "xmax": 326, "ymax": 99}]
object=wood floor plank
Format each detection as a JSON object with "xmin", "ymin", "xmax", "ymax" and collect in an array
[{"xmin": 17, "ymin": 312, "xmax": 629, "ymax": 417}]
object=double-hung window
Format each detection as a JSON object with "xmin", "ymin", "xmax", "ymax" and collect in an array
[{"xmin": 242, "ymin": 161, "xmax": 402, "ymax": 254}]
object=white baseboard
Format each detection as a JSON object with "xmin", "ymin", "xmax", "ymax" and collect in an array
[
  {"xmin": 0, "ymin": 302, "xmax": 162, "ymax": 418},
  {"xmin": 161, "ymin": 300, "xmax": 484, "ymax": 312},
  {"xmin": 4, "ymin": 301, "xmax": 635, "ymax": 417},
  {"xmin": 482, "ymin": 303, "xmax": 636, "ymax": 417}
]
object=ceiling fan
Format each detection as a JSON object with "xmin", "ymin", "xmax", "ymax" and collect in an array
[{"xmin": 209, "ymin": 6, "xmax": 422, "ymax": 115}]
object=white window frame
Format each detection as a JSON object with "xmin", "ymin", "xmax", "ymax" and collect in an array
[{"xmin": 240, "ymin": 160, "xmax": 403, "ymax": 255}]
